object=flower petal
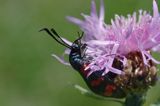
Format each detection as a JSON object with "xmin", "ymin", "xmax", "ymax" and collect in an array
[
  {"xmin": 99, "ymin": 0, "xmax": 105, "ymax": 21},
  {"xmin": 52, "ymin": 54, "xmax": 70, "ymax": 66},
  {"xmin": 66, "ymin": 16, "xmax": 83, "ymax": 26},
  {"xmin": 91, "ymin": 0, "xmax": 98, "ymax": 17},
  {"xmin": 153, "ymin": 0, "xmax": 159, "ymax": 17}
]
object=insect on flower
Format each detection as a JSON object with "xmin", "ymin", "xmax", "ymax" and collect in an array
[{"xmin": 40, "ymin": 0, "xmax": 160, "ymax": 101}]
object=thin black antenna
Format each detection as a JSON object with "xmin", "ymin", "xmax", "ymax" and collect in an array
[
  {"xmin": 50, "ymin": 28, "xmax": 71, "ymax": 48},
  {"xmin": 81, "ymin": 32, "xmax": 84, "ymax": 38},
  {"xmin": 40, "ymin": 28, "xmax": 71, "ymax": 49},
  {"xmin": 78, "ymin": 32, "xmax": 84, "ymax": 40},
  {"xmin": 77, "ymin": 32, "xmax": 81, "ymax": 38},
  {"xmin": 75, "ymin": 31, "xmax": 84, "ymax": 44}
]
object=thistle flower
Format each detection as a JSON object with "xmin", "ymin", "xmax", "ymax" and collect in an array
[
  {"xmin": 66, "ymin": 0, "xmax": 160, "ymax": 74},
  {"xmin": 48, "ymin": 0, "xmax": 160, "ymax": 105}
]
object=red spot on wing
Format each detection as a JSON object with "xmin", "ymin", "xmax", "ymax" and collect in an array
[
  {"xmin": 104, "ymin": 85, "xmax": 116, "ymax": 96},
  {"xmin": 91, "ymin": 77, "xmax": 104, "ymax": 87}
]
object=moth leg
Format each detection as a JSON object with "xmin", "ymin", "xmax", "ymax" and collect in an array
[
  {"xmin": 73, "ymin": 84, "xmax": 93, "ymax": 95},
  {"xmin": 70, "ymin": 83, "xmax": 124, "ymax": 104}
]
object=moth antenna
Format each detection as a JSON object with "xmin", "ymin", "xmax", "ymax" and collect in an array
[
  {"xmin": 77, "ymin": 32, "xmax": 81, "ymax": 38},
  {"xmin": 81, "ymin": 32, "xmax": 84, "ymax": 38},
  {"xmin": 50, "ymin": 28, "xmax": 71, "ymax": 48},
  {"xmin": 40, "ymin": 28, "xmax": 71, "ymax": 49}
]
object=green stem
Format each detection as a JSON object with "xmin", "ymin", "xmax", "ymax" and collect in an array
[{"xmin": 124, "ymin": 93, "xmax": 146, "ymax": 106}]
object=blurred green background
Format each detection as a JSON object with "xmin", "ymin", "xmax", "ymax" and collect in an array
[{"xmin": 0, "ymin": 0, "xmax": 160, "ymax": 106}]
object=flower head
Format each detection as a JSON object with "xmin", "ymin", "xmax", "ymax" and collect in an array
[
  {"xmin": 51, "ymin": 0, "xmax": 159, "ymax": 94},
  {"xmin": 66, "ymin": 0, "xmax": 160, "ymax": 76}
]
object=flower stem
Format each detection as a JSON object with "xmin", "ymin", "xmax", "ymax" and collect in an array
[{"xmin": 124, "ymin": 93, "xmax": 146, "ymax": 106}]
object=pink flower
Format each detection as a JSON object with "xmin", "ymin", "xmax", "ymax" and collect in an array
[
  {"xmin": 38, "ymin": 1, "xmax": 160, "ymax": 100},
  {"xmin": 54, "ymin": 0, "xmax": 160, "ymax": 77}
]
